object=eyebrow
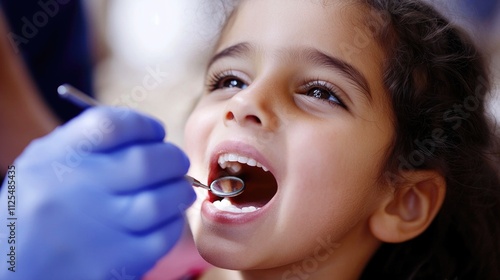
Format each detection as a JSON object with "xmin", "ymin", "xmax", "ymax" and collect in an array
[
  {"xmin": 207, "ymin": 42, "xmax": 372, "ymax": 101},
  {"xmin": 207, "ymin": 42, "xmax": 253, "ymax": 70},
  {"xmin": 300, "ymin": 48, "xmax": 372, "ymax": 100}
]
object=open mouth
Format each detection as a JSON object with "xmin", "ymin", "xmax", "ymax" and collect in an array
[{"xmin": 208, "ymin": 153, "xmax": 278, "ymax": 213}]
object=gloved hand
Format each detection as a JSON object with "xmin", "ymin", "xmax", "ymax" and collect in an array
[{"xmin": 0, "ymin": 107, "xmax": 196, "ymax": 280}]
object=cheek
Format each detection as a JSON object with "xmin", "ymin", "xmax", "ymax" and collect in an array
[
  {"xmin": 184, "ymin": 106, "xmax": 215, "ymax": 165},
  {"xmin": 286, "ymin": 123, "xmax": 384, "ymax": 186},
  {"xmin": 280, "ymin": 124, "xmax": 389, "ymax": 229}
]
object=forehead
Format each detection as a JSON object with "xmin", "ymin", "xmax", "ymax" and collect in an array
[
  {"xmin": 215, "ymin": 0, "xmax": 388, "ymax": 106},
  {"xmin": 218, "ymin": 0, "xmax": 381, "ymax": 56}
]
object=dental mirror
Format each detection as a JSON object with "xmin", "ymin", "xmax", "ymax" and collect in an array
[
  {"xmin": 58, "ymin": 83, "xmax": 247, "ymax": 198},
  {"xmin": 185, "ymin": 176, "xmax": 245, "ymax": 197}
]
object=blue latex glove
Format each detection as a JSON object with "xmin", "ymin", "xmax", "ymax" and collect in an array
[{"xmin": 0, "ymin": 107, "xmax": 196, "ymax": 279}]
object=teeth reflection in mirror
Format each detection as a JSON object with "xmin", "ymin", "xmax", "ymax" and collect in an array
[{"xmin": 213, "ymin": 198, "xmax": 260, "ymax": 213}]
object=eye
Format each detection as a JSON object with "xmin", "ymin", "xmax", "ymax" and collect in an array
[
  {"xmin": 301, "ymin": 80, "xmax": 347, "ymax": 109},
  {"xmin": 221, "ymin": 77, "xmax": 247, "ymax": 89},
  {"xmin": 309, "ymin": 88, "xmax": 331, "ymax": 100},
  {"xmin": 207, "ymin": 70, "xmax": 248, "ymax": 92}
]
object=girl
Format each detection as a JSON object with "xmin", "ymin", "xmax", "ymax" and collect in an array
[
  {"xmin": 183, "ymin": 0, "xmax": 500, "ymax": 279},
  {"xmin": 1, "ymin": 0, "xmax": 498, "ymax": 279}
]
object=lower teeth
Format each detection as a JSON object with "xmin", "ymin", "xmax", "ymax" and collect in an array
[{"xmin": 213, "ymin": 198, "xmax": 260, "ymax": 213}]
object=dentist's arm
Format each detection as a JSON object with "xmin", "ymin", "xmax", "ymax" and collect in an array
[{"xmin": 0, "ymin": 12, "xmax": 59, "ymax": 174}]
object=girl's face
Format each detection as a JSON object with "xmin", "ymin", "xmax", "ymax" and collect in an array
[{"xmin": 185, "ymin": 0, "xmax": 394, "ymax": 278}]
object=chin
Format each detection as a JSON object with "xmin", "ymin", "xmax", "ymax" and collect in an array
[{"xmin": 194, "ymin": 237, "xmax": 261, "ymax": 270}]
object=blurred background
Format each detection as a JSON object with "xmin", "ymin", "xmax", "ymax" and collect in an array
[
  {"xmin": 427, "ymin": 0, "xmax": 500, "ymax": 119},
  {"xmin": 85, "ymin": 0, "xmax": 230, "ymax": 147}
]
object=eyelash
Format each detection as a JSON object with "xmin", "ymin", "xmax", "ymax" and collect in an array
[
  {"xmin": 206, "ymin": 71, "xmax": 347, "ymax": 109},
  {"xmin": 299, "ymin": 79, "xmax": 347, "ymax": 109},
  {"xmin": 206, "ymin": 70, "xmax": 248, "ymax": 92}
]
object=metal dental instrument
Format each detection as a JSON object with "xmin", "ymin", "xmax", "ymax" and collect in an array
[
  {"xmin": 58, "ymin": 84, "xmax": 102, "ymax": 108},
  {"xmin": 57, "ymin": 84, "xmax": 246, "ymax": 197},
  {"xmin": 185, "ymin": 176, "xmax": 245, "ymax": 197}
]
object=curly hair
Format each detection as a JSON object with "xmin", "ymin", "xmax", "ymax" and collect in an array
[{"xmin": 359, "ymin": 0, "xmax": 500, "ymax": 278}]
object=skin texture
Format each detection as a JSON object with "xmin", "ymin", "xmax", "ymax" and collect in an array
[{"xmin": 183, "ymin": 0, "xmax": 418, "ymax": 279}]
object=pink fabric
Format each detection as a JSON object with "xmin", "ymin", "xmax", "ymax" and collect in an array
[{"xmin": 143, "ymin": 230, "xmax": 212, "ymax": 280}]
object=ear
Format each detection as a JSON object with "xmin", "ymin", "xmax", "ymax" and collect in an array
[{"xmin": 369, "ymin": 170, "xmax": 446, "ymax": 243}]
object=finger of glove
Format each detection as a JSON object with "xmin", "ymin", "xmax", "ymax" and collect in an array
[
  {"xmin": 92, "ymin": 142, "xmax": 190, "ymax": 193},
  {"xmin": 8, "ymin": 200, "xmax": 185, "ymax": 280},
  {"xmin": 46, "ymin": 107, "xmax": 165, "ymax": 154},
  {"xmin": 107, "ymin": 178, "xmax": 195, "ymax": 233}
]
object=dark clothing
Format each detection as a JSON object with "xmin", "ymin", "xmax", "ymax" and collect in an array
[{"xmin": 1, "ymin": 0, "xmax": 93, "ymax": 122}]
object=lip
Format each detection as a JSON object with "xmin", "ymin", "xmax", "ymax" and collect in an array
[
  {"xmin": 201, "ymin": 199, "xmax": 274, "ymax": 224},
  {"xmin": 202, "ymin": 140, "xmax": 278, "ymax": 224}
]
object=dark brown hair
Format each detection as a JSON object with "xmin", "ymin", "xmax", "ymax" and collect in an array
[{"xmin": 359, "ymin": 0, "xmax": 500, "ymax": 278}]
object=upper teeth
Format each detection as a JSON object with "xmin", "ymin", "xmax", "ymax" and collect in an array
[{"xmin": 218, "ymin": 153, "xmax": 269, "ymax": 173}]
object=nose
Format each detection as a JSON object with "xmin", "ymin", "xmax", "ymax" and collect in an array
[{"xmin": 223, "ymin": 87, "xmax": 278, "ymax": 130}]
